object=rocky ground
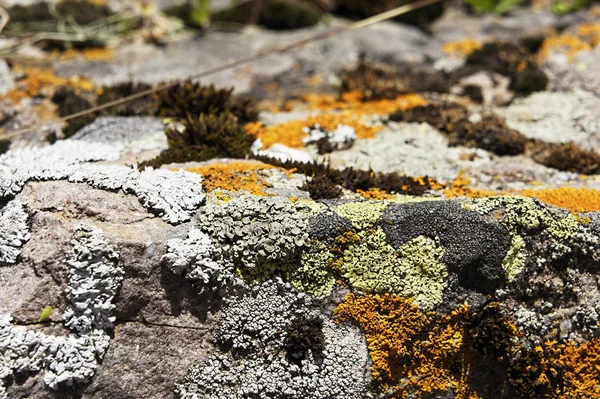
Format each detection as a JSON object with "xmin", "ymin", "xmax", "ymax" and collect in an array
[{"xmin": 1, "ymin": 0, "xmax": 600, "ymax": 398}]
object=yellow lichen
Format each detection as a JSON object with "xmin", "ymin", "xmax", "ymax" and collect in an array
[
  {"xmin": 442, "ymin": 39, "xmax": 483, "ymax": 57},
  {"xmin": 356, "ymin": 188, "xmax": 396, "ymax": 200},
  {"xmin": 537, "ymin": 33, "xmax": 595, "ymax": 62},
  {"xmin": 443, "ymin": 172, "xmax": 500, "ymax": 199},
  {"xmin": 1, "ymin": 66, "xmax": 95, "ymax": 103},
  {"xmin": 185, "ymin": 161, "xmax": 278, "ymax": 196},
  {"xmin": 303, "ymin": 90, "xmax": 427, "ymax": 114}
]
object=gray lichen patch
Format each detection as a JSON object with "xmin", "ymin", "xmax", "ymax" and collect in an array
[
  {"xmin": 63, "ymin": 224, "xmax": 124, "ymax": 335},
  {"xmin": 163, "ymin": 227, "xmax": 234, "ymax": 294},
  {"xmin": 175, "ymin": 279, "xmax": 371, "ymax": 399},
  {"xmin": 0, "ymin": 200, "xmax": 30, "ymax": 265}
]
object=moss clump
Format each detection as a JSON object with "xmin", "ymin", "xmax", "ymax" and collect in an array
[
  {"xmin": 259, "ymin": 0, "xmax": 322, "ymax": 30},
  {"xmin": 301, "ymin": 175, "xmax": 342, "ymax": 200},
  {"xmin": 510, "ymin": 64, "xmax": 549, "ymax": 95},
  {"xmin": 156, "ymin": 80, "xmax": 258, "ymax": 123},
  {"xmin": 333, "ymin": 0, "xmax": 444, "ymax": 28},
  {"xmin": 97, "ymin": 82, "xmax": 158, "ymax": 117},
  {"xmin": 340, "ymin": 60, "xmax": 449, "ymax": 100},
  {"xmin": 0, "ymin": 140, "xmax": 11, "ymax": 155},
  {"xmin": 142, "ymin": 112, "xmax": 255, "ymax": 168},
  {"xmin": 253, "ymin": 155, "xmax": 438, "ymax": 196},
  {"xmin": 284, "ymin": 316, "xmax": 325, "ymax": 364},
  {"xmin": 7, "ymin": 1, "xmax": 113, "ymax": 26},
  {"xmin": 50, "ymin": 87, "xmax": 95, "ymax": 138},
  {"xmin": 212, "ymin": 0, "xmax": 322, "ymax": 30},
  {"xmin": 532, "ymin": 142, "xmax": 600, "ymax": 175},
  {"xmin": 391, "ymin": 103, "xmax": 528, "ymax": 156},
  {"xmin": 455, "ymin": 114, "xmax": 528, "ymax": 156}
]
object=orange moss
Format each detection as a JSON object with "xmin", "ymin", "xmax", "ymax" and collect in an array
[
  {"xmin": 246, "ymin": 112, "xmax": 383, "ymax": 149},
  {"xmin": 518, "ymin": 187, "xmax": 600, "ymax": 213},
  {"xmin": 1, "ymin": 67, "xmax": 95, "ymax": 103},
  {"xmin": 185, "ymin": 161, "xmax": 278, "ymax": 196},
  {"xmin": 442, "ymin": 39, "xmax": 483, "ymax": 57},
  {"xmin": 357, "ymin": 188, "xmax": 396, "ymax": 200}
]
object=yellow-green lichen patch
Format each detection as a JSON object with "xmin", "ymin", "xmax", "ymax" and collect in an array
[
  {"xmin": 502, "ymin": 235, "xmax": 525, "ymax": 281},
  {"xmin": 342, "ymin": 228, "xmax": 448, "ymax": 310},
  {"xmin": 334, "ymin": 201, "xmax": 388, "ymax": 230},
  {"xmin": 294, "ymin": 198, "xmax": 327, "ymax": 215},
  {"xmin": 289, "ymin": 240, "xmax": 337, "ymax": 298},
  {"xmin": 389, "ymin": 195, "xmax": 442, "ymax": 204}
]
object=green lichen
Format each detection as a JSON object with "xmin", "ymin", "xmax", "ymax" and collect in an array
[
  {"xmin": 289, "ymin": 240, "xmax": 336, "ymax": 298},
  {"xmin": 342, "ymin": 228, "xmax": 448, "ymax": 310},
  {"xmin": 502, "ymin": 234, "xmax": 525, "ymax": 281},
  {"xmin": 294, "ymin": 199, "xmax": 327, "ymax": 216},
  {"xmin": 334, "ymin": 201, "xmax": 388, "ymax": 230}
]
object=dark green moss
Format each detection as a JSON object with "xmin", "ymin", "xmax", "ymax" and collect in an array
[
  {"xmin": 532, "ymin": 142, "xmax": 600, "ymax": 175},
  {"xmin": 253, "ymin": 155, "xmax": 437, "ymax": 196},
  {"xmin": 211, "ymin": 1, "xmax": 258, "ymax": 26},
  {"xmin": 140, "ymin": 112, "xmax": 255, "ymax": 168},
  {"xmin": 7, "ymin": 0, "xmax": 113, "ymax": 27},
  {"xmin": 509, "ymin": 64, "xmax": 549, "ymax": 95},
  {"xmin": 0, "ymin": 139, "xmax": 10, "ymax": 155},
  {"xmin": 340, "ymin": 59, "xmax": 449, "ymax": 100},
  {"xmin": 284, "ymin": 316, "xmax": 325, "ymax": 364},
  {"xmin": 333, "ymin": 0, "xmax": 444, "ymax": 27},
  {"xmin": 301, "ymin": 174, "xmax": 342, "ymax": 199},
  {"xmin": 258, "ymin": 0, "xmax": 321, "ymax": 30},
  {"xmin": 50, "ymin": 87, "xmax": 95, "ymax": 138},
  {"xmin": 391, "ymin": 102, "xmax": 527, "ymax": 156},
  {"xmin": 156, "ymin": 80, "xmax": 258, "ymax": 123},
  {"xmin": 97, "ymin": 82, "xmax": 158, "ymax": 117}
]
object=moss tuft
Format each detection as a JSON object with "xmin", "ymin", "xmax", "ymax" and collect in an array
[
  {"xmin": 532, "ymin": 142, "xmax": 600, "ymax": 175},
  {"xmin": 510, "ymin": 64, "xmax": 549, "ymax": 95},
  {"xmin": 97, "ymin": 82, "xmax": 158, "ymax": 117},
  {"xmin": 50, "ymin": 87, "xmax": 95, "ymax": 138},
  {"xmin": 156, "ymin": 80, "xmax": 258, "ymax": 123},
  {"xmin": 301, "ymin": 175, "xmax": 342, "ymax": 200},
  {"xmin": 142, "ymin": 112, "xmax": 255, "ymax": 168},
  {"xmin": 340, "ymin": 60, "xmax": 449, "ymax": 100},
  {"xmin": 391, "ymin": 103, "xmax": 527, "ymax": 156},
  {"xmin": 259, "ymin": 0, "xmax": 322, "ymax": 30}
]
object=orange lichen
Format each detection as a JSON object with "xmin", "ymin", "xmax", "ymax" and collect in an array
[
  {"xmin": 442, "ymin": 39, "xmax": 483, "ymax": 57},
  {"xmin": 356, "ymin": 188, "xmax": 396, "ymax": 200},
  {"xmin": 537, "ymin": 34, "xmax": 594, "ymax": 61},
  {"xmin": 1, "ymin": 67, "xmax": 95, "ymax": 103},
  {"xmin": 443, "ymin": 172, "xmax": 500, "ymax": 199},
  {"xmin": 185, "ymin": 161, "xmax": 278, "ymax": 196},
  {"xmin": 577, "ymin": 23, "xmax": 600, "ymax": 46},
  {"xmin": 55, "ymin": 47, "xmax": 114, "ymax": 62},
  {"xmin": 510, "ymin": 338, "xmax": 600, "ymax": 398},
  {"xmin": 518, "ymin": 187, "xmax": 600, "ymax": 213},
  {"xmin": 303, "ymin": 91, "xmax": 427, "ymax": 115},
  {"xmin": 246, "ymin": 112, "xmax": 383, "ymax": 149},
  {"xmin": 334, "ymin": 293, "xmax": 513, "ymax": 398}
]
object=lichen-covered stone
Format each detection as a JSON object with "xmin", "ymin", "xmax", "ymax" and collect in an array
[
  {"xmin": 379, "ymin": 200, "xmax": 511, "ymax": 294},
  {"xmin": 0, "ymin": 200, "xmax": 30, "ymax": 265},
  {"xmin": 163, "ymin": 227, "xmax": 233, "ymax": 294},
  {"xmin": 0, "ymin": 142, "xmax": 205, "ymax": 224},
  {"xmin": 175, "ymin": 279, "xmax": 371, "ymax": 399},
  {"xmin": 197, "ymin": 195, "xmax": 309, "ymax": 280}
]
